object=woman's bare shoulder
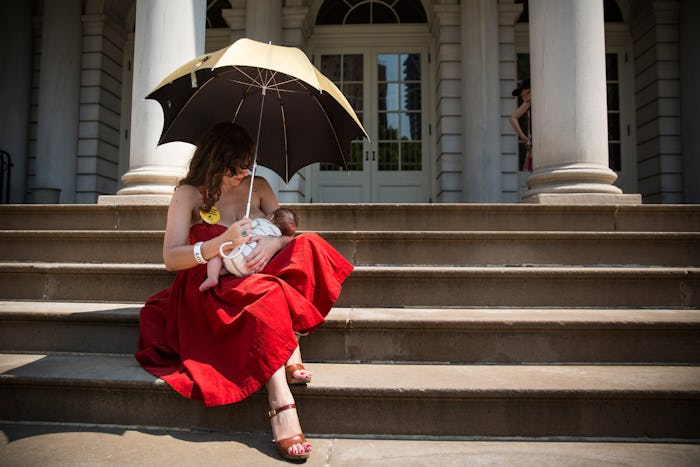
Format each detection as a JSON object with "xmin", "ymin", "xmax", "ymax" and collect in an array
[{"xmin": 171, "ymin": 184, "xmax": 203, "ymax": 207}]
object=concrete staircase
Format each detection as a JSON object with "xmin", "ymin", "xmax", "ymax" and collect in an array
[{"xmin": 1, "ymin": 203, "xmax": 699, "ymax": 442}]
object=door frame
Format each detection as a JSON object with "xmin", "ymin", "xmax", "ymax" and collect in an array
[{"xmin": 307, "ymin": 24, "xmax": 435, "ymax": 203}]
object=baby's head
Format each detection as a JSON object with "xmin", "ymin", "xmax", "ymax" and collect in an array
[{"xmin": 271, "ymin": 207, "xmax": 299, "ymax": 236}]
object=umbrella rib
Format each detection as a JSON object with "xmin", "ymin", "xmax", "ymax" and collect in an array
[
  {"xmin": 226, "ymin": 66, "xmax": 310, "ymax": 93},
  {"xmin": 160, "ymin": 73, "xmax": 229, "ymax": 140},
  {"xmin": 270, "ymin": 74, "xmax": 290, "ymax": 181},
  {"xmin": 295, "ymin": 80, "xmax": 350, "ymax": 172}
]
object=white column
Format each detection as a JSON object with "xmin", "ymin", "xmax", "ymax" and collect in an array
[
  {"xmin": 524, "ymin": 0, "xmax": 639, "ymax": 204},
  {"xmin": 33, "ymin": 0, "xmax": 82, "ymax": 203},
  {"xmin": 460, "ymin": 0, "xmax": 502, "ymax": 202},
  {"xmin": 116, "ymin": 0, "xmax": 206, "ymax": 199},
  {"xmin": 245, "ymin": 0, "xmax": 283, "ymax": 196},
  {"xmin": 0, "ymin": 0, "xmax": 33, "ymax": 202}
]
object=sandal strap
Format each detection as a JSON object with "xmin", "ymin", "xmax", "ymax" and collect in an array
[
  {"xmin": 285, "ymin": 363, "xmax": 306, "ymax": 380},
  {"xmin": 276, "ymin": 433, "xmax": 308, "ymax": 447},
  {"xmin": 266, "ymin": 403, "xmax": 296, "ymax": 420}
]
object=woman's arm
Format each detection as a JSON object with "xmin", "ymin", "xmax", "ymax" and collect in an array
[
  {"xmin": 162, "ymin": 185, "xmax": 252, "ymax": 271},
  {"xmin": 509, "ymin": 101, "xmax": 532, "ymax": 146}
]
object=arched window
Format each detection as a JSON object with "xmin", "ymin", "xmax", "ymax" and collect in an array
[
  {"xmin": 206, "ymin": 0, "xmax": 229, "ymax": 29},
  {"xmin": 316, "ymin": 0, "xmax": 427, "ymax": 25}
]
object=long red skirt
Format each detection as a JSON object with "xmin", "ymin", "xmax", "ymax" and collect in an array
[{"xmin": 135, "ymin": 224, "xmax": 353, "ymax": 407}]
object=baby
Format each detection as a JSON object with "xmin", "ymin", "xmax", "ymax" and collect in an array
[{"xmin": 199, "ymin": 207, "xmax": 299, "ymax": 291}]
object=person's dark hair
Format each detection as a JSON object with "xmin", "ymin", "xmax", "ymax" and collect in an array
[
  {"xmin": 179, "ymin": 122, "xmax": 255, "ymax": 211},
  {"xmin": 272, "ymin": 207, "xmax": 299, "ymax": 236}
]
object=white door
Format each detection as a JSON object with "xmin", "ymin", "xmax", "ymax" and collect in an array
[{"xmin": 309, "ymin": 48, "xmax": 430, "ymax": 203}]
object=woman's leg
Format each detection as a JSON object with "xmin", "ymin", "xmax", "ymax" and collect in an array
[
  {"xmin": 266, "ymin": 365, "xmax": 312, "ymax": 456},
  {"xmin": 285, "ymin": 344, "xmax": 313, "ymax": 383}
]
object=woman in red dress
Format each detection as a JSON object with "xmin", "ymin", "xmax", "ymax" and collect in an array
[{"xmin": 135, "ymin": 122, "xmax": 353, "ymax": 461}]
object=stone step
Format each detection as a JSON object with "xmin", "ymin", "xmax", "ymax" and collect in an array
[
  {"xmin": 2, "ymin": 203, "xmax": 699, "ymax": 232},
  {"xmin": 2, "ymin": 353, "xmax": 699, "ymax": 438},
  {"xmin": 2, "ymin": 230, "xmax": 698, "ymax": 266},
  {"xmin": 1, "ymin": 301, "xmax": 699, "ymax": 364},
  {"xmin": 3, "ymin": 421, "xmax": 700, "ymax": 467},
  {"xmin": 1, "ymin": 263, "xmax": 697, "ymax": 307}
]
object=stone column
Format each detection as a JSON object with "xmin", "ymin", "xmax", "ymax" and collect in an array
[
  {"xmin": 460, "ymin": 0, "xmax": 502, "ymax": 202},
  {"xmin": 245, "ymin": 0, "xmax": 283, "ymax": 197},
  {"xmin": 524, "ymin": 0, "xmax": 639, "ymax": 204},
  {"xmin": 0, "ymin": 0, "xmax": 33, "ymax": 202},
  {"xmin": 114, "ymin": 0, "xmax": 206, "ymax": 201},
  {"xmin": 33, "ymin": 0, "xmax": 82, "ymax": 203}
]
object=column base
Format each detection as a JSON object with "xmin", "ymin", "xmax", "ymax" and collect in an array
[
  {"xmin": 116, "ymin": 164, "xmax": 186, "ymax": 197},
  {"xmin": 521, "ymin": 193, "xmax": 642, "ymax": 205}
]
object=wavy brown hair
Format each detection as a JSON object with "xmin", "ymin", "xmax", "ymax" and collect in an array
[{"xmin": 179, "ymin": 122, "xmax": 255, "ymax": 212}]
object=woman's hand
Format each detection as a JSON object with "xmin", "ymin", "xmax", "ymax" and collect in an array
[
  {"xmin": 244, "ymin": 235, "xmax": 283, "ymax": 273},
  {"xmin": 221, "ymin": 218, "xmax": 253, "ymax": 255}
]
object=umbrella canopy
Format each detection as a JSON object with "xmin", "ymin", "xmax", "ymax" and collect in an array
[{"xmin": 146, "ymin": 38, "xmax": 368, "ymax": 183}]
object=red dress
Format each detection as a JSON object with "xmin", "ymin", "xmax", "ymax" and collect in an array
[{"xmin": 135, "ymin": 223, "xmax": 353, "ymax": 407}]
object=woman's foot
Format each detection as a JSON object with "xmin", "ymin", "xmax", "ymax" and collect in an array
[
  {"xmin": 285, "ymin": 363, "xmax": 312, "ymax": 385},
  {"xmin": 267, "ymin": 403, "xmax": 312, "ymax": 460},
  {"xmin": 285, "ymin": 345, "xmax": 312, "ymax": 384}
]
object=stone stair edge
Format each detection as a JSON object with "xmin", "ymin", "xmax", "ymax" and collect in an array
[
  {"xmin": 1, "ymin": 300, "xmax": 698, "ymax": 328},
  {"xmin": 2, "ymin": 262, "xmax": 697, "ymax": 275},
  {"xmin": 4, "ymin": 202, "xmax": 700, "ymax": 210},
  {"xmin": 2, "ymin": 229, "xmax": 698, "ymax": 238},
  {"xmin": 2, "ymin": 353, "xmax": 699, "ymax": 398}
]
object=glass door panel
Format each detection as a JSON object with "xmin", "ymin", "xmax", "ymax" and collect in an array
[{"xmin": 372, "ymin": 51, "xmax": 427, "ymax": 202}]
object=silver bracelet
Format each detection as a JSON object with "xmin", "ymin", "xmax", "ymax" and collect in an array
[{"xmin": 193, "ymin": 241, "xmax": 207, "ymax": 264}]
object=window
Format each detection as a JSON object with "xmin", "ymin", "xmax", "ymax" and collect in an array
[
  {"xmin": 317, "ymin": 0, "xmax": 427, "ymax": 25},
  {"xmin": 206, "ymin": 0, "xmax": 229, "ymax": 28},
  {"xmin": 515, "ymin": 0, "xmax": 624, "ymax": 23},
  {"xmin": 320, "ymin": 54, "xmax": 365, "ymax": 171},
  {"xmin": 377, "ymin": 53, "xmax": 422, "ymax": 171}
]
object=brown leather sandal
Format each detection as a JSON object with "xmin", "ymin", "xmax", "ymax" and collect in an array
[
  {"xmin": 285, "ymin": 363, "xmax": 312, "ymax": 385},
  {"xmin": 266, "ymin": 403, "xmax": 311, "ymax": 461}
]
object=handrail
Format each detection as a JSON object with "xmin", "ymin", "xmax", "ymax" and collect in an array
[{"xmin": 0, "ymin": 150, "xmax": 12, "ymax": 203}]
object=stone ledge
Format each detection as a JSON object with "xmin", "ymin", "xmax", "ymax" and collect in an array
[
  {"xmin": 97, "ymin": 194, "xmax": 172, "ymax": 206},
  {"xmin": 521, "ymin": 193, "xmax": 643, "ymax": 204}
]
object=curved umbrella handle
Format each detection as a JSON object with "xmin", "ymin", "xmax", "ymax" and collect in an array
[{"xmin": 219, "ymin": 241, "xmax": 244, "ymax": 259}]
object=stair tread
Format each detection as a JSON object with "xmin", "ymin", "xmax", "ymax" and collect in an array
[
  {"xmin": 2, "ymin": 421, "xmax": 700, "ymax": 466},
  {"xmin": 2, "ymin": 353, "xmax": 699, "ymax": 396},
  {"xmin": 1, "ymin": 300, "xmax": 699, "ymax": 327},
  {"xmin": 4, "ymin": 229, "xmax": 699, "ymax": 236},
  {"xmin": 2, "ymin": 262, "xmax": 697, "ymax": 272}
]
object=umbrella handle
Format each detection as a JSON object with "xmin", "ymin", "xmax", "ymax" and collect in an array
[
  {"xmin": 220, "ymin": 242, "xmax": 244, "ymax": 259},
  {"xmin": 244, "ymin": 161, "xmax": 257, "ymax": 219}
]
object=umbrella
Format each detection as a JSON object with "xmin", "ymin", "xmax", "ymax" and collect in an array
[{"xmin": 146, "ymin": 38, "xmax": 368, "ymax": 217}]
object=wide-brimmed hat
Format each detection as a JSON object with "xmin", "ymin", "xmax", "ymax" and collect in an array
[{"xmin": 512, "ymin": 79, "xmax": 530, "ymax": 96}]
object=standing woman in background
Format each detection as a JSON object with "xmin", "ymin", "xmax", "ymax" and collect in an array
[{"xmin": 510, "ymin": 79, "xmax": 533, "ymax": 172}]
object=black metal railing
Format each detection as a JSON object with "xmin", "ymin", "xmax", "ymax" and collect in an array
[{"xmin": 0, "ymin": 150, "xmax": 12, "ymax": 203}]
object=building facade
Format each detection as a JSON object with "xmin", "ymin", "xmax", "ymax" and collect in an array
[{"xmin": 0, "ymin": 0, "xmax": 697, "ymax": 205}]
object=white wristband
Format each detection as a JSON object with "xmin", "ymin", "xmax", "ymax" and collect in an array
[{"xmin": 193, "ymin": 241, "xmax": 207, "ymax": 264}]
